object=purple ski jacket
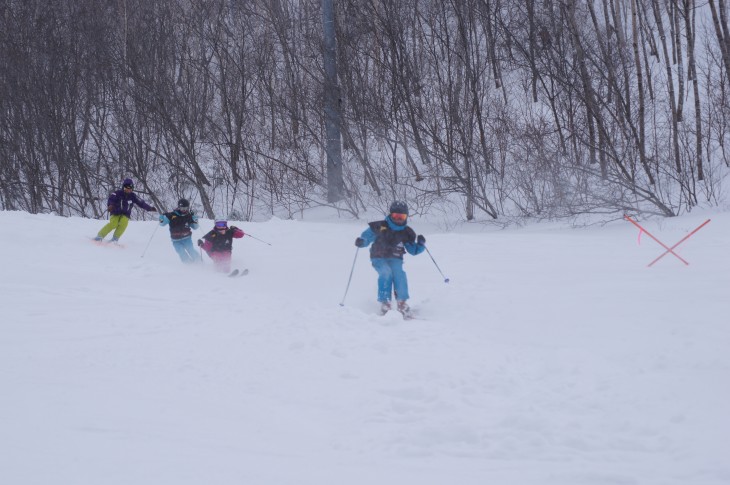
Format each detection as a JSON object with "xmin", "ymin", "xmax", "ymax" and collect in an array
[{"xmin": 107, "ymin": 189, "xmax": 155, "ymax": 217}]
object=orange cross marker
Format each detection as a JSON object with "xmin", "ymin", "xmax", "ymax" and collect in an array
[{"xmin": 624, "ymin": 215, "xmax": 710, "ymax": 267}]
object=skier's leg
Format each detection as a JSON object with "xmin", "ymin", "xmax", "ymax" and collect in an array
[
  {"xmin": 210, "ymin": 252, "xmax": 222, "ymax": 271},
  {"xmin": 181, "ymin": 238, "xmax": 200, "ymax": 262},
  {"xmin": 172, "ymin": 239, "xmax": 191, "ymax": 263},
  {"xmin": 97, "ymin": 215, "xmax": 121, "ymax": 239},
  {"xmin": 111, "ymin": 215, "xmax": 129, "ymax": 240},
  {"xmin": 390, "ymin": 258, "xmax": 410, "ymax": 301},
  {"xmin": 371, "ymin": 258, "xmax": 394, "ymax": 302},
  {"xmin": 212, "ymin": 252, "xmax": 231, "ymax": 272},
  {"xmin": 221, "ymin": 252, "xmax": 232, "ymax": 272}
]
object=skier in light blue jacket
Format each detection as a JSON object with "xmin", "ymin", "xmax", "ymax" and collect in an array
[
  {"xmin": 159, "ymin": 198, "xmax": 200, "ymax": 263},
  {"xmin": 355, "ymin": 200, "xmax": 426, "ymax": 317}
]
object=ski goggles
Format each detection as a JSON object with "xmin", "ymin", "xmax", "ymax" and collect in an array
[
  {"xmin": 215, "ymin": 221, "xmax": 228, "ymax": 229},
  {"xmin": 123, "ymin": 184, "xmax": 134, "ymax": 190},
  {"xmin": 390, "ymin": 212, "xmax": 408, "ymax": 222}
]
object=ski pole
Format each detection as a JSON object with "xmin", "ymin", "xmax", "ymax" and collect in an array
[
  {"xmin": 425, "ymin": 246, "xmax": 450, "ymax": 283},
  {"xmin": 245, "ymin": 233, "xmax": 272, "ymax": 246},
  {"xmin": 339, "ymin": 247, "xmax": 360, "ymax": 306},
  {"xmin": 140, "ymin": 223, "xmax": 160, "ymax": 258}
]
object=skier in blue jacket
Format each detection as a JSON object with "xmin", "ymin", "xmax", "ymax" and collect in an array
[
  {"xmin": 94, "ymin": 178, "xmax": 157, "ymax": 243},
  {"xmin": 355, "ymin": 200, "xmax": 426, "ymax": 317},
  {"xmin": 159, "ymin": 198, "xmax": 200, "ymax": 263}
]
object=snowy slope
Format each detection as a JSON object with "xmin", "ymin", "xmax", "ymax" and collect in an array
[{"xmin": 1, "ymin": 209, "xmax": 729, "ymax": 485}]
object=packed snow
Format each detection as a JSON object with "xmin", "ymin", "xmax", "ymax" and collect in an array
[{"xmin": 1, "ymin": 209, "xmax": 728, "ymax": 485}]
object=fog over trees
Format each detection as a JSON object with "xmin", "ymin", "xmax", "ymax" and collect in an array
[{"xmin": 1, "ymin": 0, "xmax": 729, "ymax": 221}]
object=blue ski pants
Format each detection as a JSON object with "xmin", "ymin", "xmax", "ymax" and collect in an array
[
  {"xmin": 172, "ymin": 237, "xmax": 201, "ymax": 263},
  {"xmin": 371, "ymin": 257, "xmax": 409, "ymax": 302}
]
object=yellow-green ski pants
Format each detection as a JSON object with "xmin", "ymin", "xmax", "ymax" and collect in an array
[{"xmin": 97, "ymin": 215, "xmax": 129, "ymax": 240}]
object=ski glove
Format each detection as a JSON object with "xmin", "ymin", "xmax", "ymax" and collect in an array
[
  {"xmin": 197, "ymin": 239, "xmax": 204, "ymax": 247},
  {"xmin": 417, "ymin": 235, "xmax": 426, "ymax": 245},
  {"xmin": 355, "ymin": 237, "xmax": 365, "ymax": 247}
]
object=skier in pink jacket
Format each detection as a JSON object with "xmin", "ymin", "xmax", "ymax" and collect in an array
[{"xmin": 198, "ymin": 219, "xmax": 244, "ymax": 273}]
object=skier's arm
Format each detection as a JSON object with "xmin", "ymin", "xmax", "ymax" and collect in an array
[
  {"xmin": 132, "ymin": 194, "xmax": 156, "ymax": 212},
  {"xmin": 405, "ymin": 234, "xmax": 426, "ymax": 255},
  {"xmin": 230, "ymin": 226, "xmax": 245, "ymax": 238},
  {"xmin": 199, "ymin": 231, "xmax": 214, "ymax": 252},
  {"xmin": 106, "ymin": 192, "xmax": 119, "ymax": 213},
  {"xmin": 159, "ymin": 214, "xmax": 170, "ymax": 226},
  {"xmin": 357, "ymin": 227, "xmax": 376, "ymax": 248},
  {"xmin": 190, "ymin": 213, "xmax": 199, "ymax": 230}
]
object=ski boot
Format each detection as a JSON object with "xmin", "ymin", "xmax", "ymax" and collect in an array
[
  {"xmin": 110, "ymin": 237, "xmax": 120, "ymax": 244},
  {"xmin": 397, "ymin": 300, "xmax": 413, "ymax": 319},
  {"xmin": 379, "ymin": 301, "xmax": 392, "ymax": 315},
  {"xmin": 93, "ymin": 236, "xmax": 103, "ymax": 242}
]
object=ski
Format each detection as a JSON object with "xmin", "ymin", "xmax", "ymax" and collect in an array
[
  {"xmin": 90, "ymin": 237, "xmax": 125, "ymax": 248},
  {"xmin": 378, "ymin": 310, "xmax": 417, "ymax": 320}
]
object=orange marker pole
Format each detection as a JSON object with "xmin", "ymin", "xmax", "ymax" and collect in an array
[{"xmin": 624, "ymin": 215, "xmax": 689, "ymax": 266}]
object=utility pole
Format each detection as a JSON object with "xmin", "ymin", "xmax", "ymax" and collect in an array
[{"xmin": 322, "ymin": 0, "xmax": 344, "ymax": 202}]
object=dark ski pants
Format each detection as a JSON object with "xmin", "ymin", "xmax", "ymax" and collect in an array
[{"xmin": 206, "ymin": 250, "xmax": 233, "ymax": 273}]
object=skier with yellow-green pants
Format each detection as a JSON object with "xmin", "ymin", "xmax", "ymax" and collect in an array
[{"xmin": 94, "ymin": 178, "xmax": 157, "ymax": 243}]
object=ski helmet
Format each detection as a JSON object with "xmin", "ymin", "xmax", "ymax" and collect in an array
[
  {"xmin": 122, "ymin": 178, "xmax": 134, "ymax": 189},
  {"xmin": 389, "ymin": 200, "xmax": 408, "ymax": 215},
  {"xmin": 214, "ymin": 219, "xmax": 228, "ymax": 229},
  {"xmin": 177, "ymin": 198, "xmax": 190, "ymax": 211}
]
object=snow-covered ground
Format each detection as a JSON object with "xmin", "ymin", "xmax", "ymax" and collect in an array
[{"xmin": 1, "ymin": 209, "xmax": 728, "ymax": 485}]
